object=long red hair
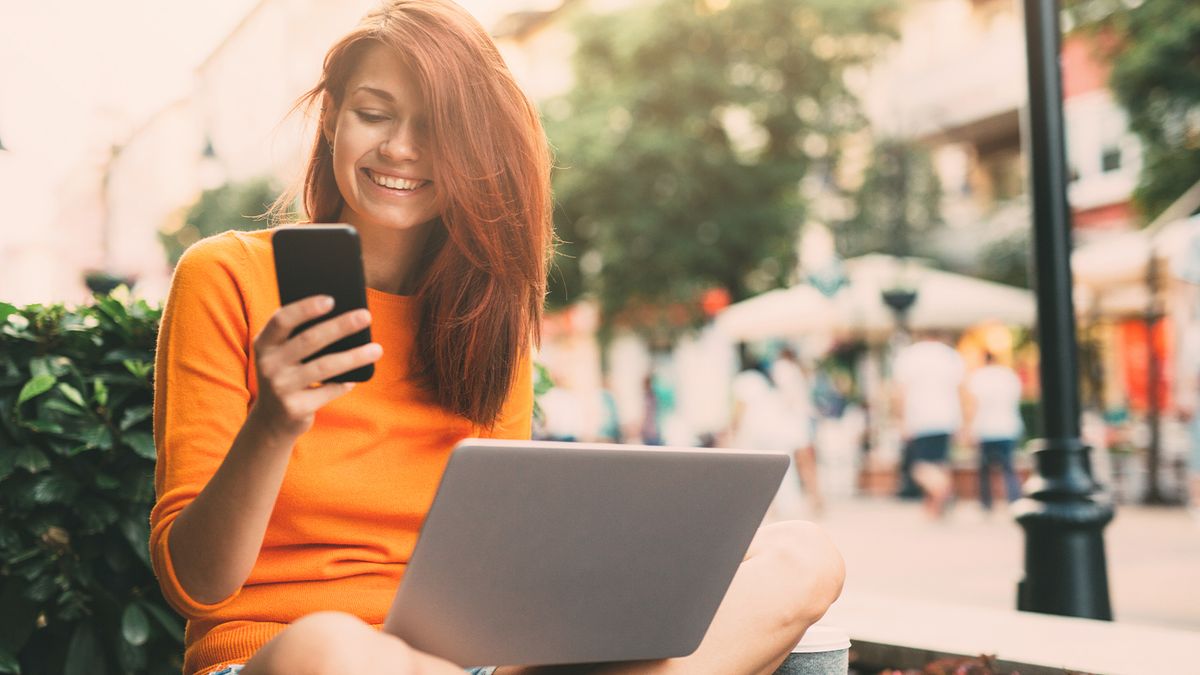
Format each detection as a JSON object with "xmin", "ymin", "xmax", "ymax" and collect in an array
[{"xmin": 275, "ymin": 0, "xmax": 551, "ymax": 426}]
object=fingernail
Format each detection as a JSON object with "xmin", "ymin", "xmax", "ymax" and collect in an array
[
  {"xmin": 319, "ymin": 295, "xmax": 334, "ymax": 310},
  {"xmin": 368, "ymin": 343, "xmax": 383, "ymax": 357}
]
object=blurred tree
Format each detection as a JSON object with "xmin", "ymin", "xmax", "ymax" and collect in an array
[
  {"xmin": 977, "ymin": 228, "xmax": 1031, "ymax": 289},
  {"xmin": 836, "ymin": 138, "xmax": 943, "ymax": 259},
  {"xmin": 159, "ymin": 178, "xmax": 278, "ymax": 267},
  {"xmin": 1069, "ymin": 0, "xmax": 1200, "ymax": 220},
  {"xmin": 546, "ymin": 0, "xmax": 897, "ymax": 333}
]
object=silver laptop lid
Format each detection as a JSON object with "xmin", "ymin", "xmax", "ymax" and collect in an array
[{"xmin": 383, "ymin": 439, "xmax": 788, "ymax": 667}]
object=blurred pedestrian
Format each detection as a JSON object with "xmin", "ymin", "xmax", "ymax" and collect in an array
[
  {"xmin": 893, "ymin": 332, "xmax": 966, "ymax": 519},
  {"xmin": 731, "ymin": 347, "xmax": 815, "ymax": 519},
  {"xmin": 536, "ymin": 371, "xmax": 584, "ymax": 442},
  {"xmin": 640, "ymin": 374, "xmax": 663, "ymax": 445},
  {"xmin": 965, "ymin": 352, "xmax": 1024, "ymax": 512},
  {"xmin": 596, "ymin": 376, "xmax": 622, "ymax": 443},
  {"xmin": 771, "ymin": 346, "xmax": 824, "ymax": 516}
]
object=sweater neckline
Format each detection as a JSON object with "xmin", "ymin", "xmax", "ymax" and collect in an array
[{"xmin": 365, "ymin": 287, "xmax": 415, "ymax": 309}]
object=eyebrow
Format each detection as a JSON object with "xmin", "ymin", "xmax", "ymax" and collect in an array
[{"xmin": 352, "ymin": 86, "xmax": 395, "ymax": 102}]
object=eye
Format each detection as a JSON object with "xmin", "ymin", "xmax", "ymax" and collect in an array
[{"xmin": 354, "ymin": 110, "xmax": 390, "ymax": 124}]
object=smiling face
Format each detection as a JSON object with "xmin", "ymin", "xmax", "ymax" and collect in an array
[{"xmin": 324, "ymin": 43, "xmax": 439, "ymax": 233}]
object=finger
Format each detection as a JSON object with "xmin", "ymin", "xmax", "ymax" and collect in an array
[
  {"xmin": 277, "ymin": 308, "xmax": 373, "ymax": 364},
  {"xmin": 287, "ymin": 342, "xmax": 383, "ymax": 388},
  {"xmin": 257, "ymin": 295, "xmax": 335, "ymax": 349},
  {"xmin": 287, "ymin": 381, "xmax": 359, "ymax": 415}
]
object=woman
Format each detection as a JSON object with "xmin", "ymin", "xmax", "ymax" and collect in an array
[{"xmin": 151, "ymin": 2, "xmax": 844, "ymax": 674}]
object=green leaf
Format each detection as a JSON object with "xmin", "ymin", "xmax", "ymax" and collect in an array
[
  {"xmin": 13, "ymin": 446, "xmax": 49, "ymax": 473},
  {"xmin": 78, "ymin": 425, "xmax": 114, "ymax": 450},
  {"xmin": 533, "ymin": 361, "xmax": 554, "ymax": 396},
  {"xmin": 0, "ymin": 301, "xmax": 15, "ymax": 325},
  {"xmin": 77, "ymin": 498, "xmax": 120, "ymax": 533},
  {"xmin": 19, "ymin": 419, "xmax": 64, "ymax": 435},
  {"xmin": 0, "ymin": 452, "xmax": 13, "ymax": 481},
  {"xmin": 28, "ymin": 356, "xmax": 51, "ymax": 379},
  {"xmin": 94, "ymin": 295, "xmax": 128, "ymax": 326},
  {"xmin": 24, "ymin": 575, "xmax": 55, "ymax": 602},
  {"xmin": 100, "ymin": 348, "xmax": 149, "ymax": 364},
  {"xmin": 119, "ymin": 405, "xmax": 153, "ymax": 431},
  {"xmin": 63, "ymin": 623, "xmax": 104, "ymax": 675},
  {"xmin": 17, "ymin": 374, "xmax": 56, "ymax": 405},
  {"xmin": 40, "ymin": 398, "xmax": 79, "ymax": 416},
  {"xmin": 120, "ymin": 519, "xmax": 151, "ymax": 568},
  {"xmin": 30, "ymin": 474, "xmax": 78, "ymax": 504},
  {"xmin": 0, "ymin": 646, "xmax": 19, "ymax": 674},
  {"xmin": 124, "ymin": 432, "xmax": 156, "ymax": 460},
  {"xmin": 56, "ymin": 383, "xmax": 86, "ymax": 409},
  {"xmin": 121, "ymin": 603, "xmax": 150, "ymax": 646},
  {"xmin": 115, "ymin": 635, "xmax": 146, "ymax": 673},
  {"xmin": 122, "ymin": 359, "xmax": 152, "ymax": 379},
  {"xmin": 93, "ymin": 378, "xmax": 109, "ymax": 407},
  {"xmin": 140, "ymin": 600, "xmax": 185, "ymax": 643}
]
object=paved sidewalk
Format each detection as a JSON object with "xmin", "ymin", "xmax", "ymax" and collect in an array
[{"xmin": 778, "ymin": 496, "xmax": 1200, "ymax": 632}]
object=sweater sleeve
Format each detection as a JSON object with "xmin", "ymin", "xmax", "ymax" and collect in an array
[
  {"xmin": 481, "ymin": 353, "xmax": 534, "ymax": 440},
  {"xmin": 149, "ymin": 235, "xmax": 254, "ymax": 617}
]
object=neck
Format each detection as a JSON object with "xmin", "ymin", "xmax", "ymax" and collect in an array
[{"xmin": 340, "ymin": 213, "xmax": 436, "ymax": 295}]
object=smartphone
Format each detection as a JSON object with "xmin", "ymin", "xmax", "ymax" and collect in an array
[{"xmin": 272, "ymin": 225, "xmax": 374, "ymax": 383}]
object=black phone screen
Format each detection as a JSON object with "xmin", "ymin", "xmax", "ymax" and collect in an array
[{"xmin": 272, "ymin": 225, "xmax": 374, "ymax": 383}]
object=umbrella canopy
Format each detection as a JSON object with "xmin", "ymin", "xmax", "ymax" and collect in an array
[
  {"xmin": 712, "ymin": 284, "xmax": 836, "ymax": 342},
  {"xmin": 1072, "ymin": 231, "xmax": 1152, "ymax": 289},
  {"xmin": 715, "ymin": 254, "xmax": 1036, "ymax": 341},
  {"xmin": 1071, "ymin": 214, "xmax": 1200, "ymax": 318},
  {"xmin": 1072, "ymin": 214, "xmax": 1200, "ymax": 286}
]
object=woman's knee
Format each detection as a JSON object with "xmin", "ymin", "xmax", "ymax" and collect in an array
[
  {"xmin": 246, "ymin": 611, "xmax": 416, "ymax": 675},
  {"xmin": 754, "ymin": 521, "xmax": 846, "ymax": 623}
]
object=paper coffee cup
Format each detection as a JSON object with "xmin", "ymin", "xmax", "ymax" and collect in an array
[{"xmin": 776, "ymin": 624, "xmax": 850, "ymax": 674}]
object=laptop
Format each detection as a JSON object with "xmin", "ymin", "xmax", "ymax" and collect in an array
[{"xmin": 382, "ymin": 438, "xmax": 789, "ymax": 668}]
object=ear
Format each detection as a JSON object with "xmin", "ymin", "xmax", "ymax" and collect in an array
[{"xmin": 321, "ymin": 91, "xmax": 338, "ymax": 146}]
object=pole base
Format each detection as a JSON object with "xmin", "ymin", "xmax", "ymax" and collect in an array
[{"xmin": 1014, "ymin": 488, "xmax": 1115, "ymax": 620}]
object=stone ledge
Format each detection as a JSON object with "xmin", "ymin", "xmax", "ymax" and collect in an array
[{"xmin": 823, "ymin": 592, "xmax": 1199, "ymax": 675}]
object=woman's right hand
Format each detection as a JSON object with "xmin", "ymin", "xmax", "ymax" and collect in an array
[{"xmin": 247, "ymin": 295, "xmax": 383, "ymax": 442}]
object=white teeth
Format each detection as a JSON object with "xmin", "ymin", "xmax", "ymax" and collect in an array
[{"xmin": 369, "ymin": 171, "xmax": 424, "ymax": 191}]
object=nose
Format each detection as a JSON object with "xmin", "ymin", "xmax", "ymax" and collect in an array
[{"xmin": 379, "ymin": 120, "xmax": 421, "ymax": 162}]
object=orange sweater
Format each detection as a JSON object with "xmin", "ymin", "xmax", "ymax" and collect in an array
[{"xmin": 150, "ymin": 229, "xmax": 532, "ymax": 675}]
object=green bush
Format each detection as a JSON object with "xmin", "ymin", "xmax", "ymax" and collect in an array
[{"xmin": 0, "ymin": 294, "xmax": 182, "ymax": 675}]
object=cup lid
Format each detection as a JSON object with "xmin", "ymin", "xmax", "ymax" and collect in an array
[{"xmin": 791, "ymin": 624, "xmax": 851, "ymax": 653}]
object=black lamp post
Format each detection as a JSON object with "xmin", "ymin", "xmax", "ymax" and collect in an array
[
  {"xmin": 1013, "ymin": 0, "xmax": 1114, "ymax": 620},
  {"xmin": 881, "ymin": 286, "xmax": 918, "ymax": 334},
  {"xmin": 882, "ymin": 277, "xmax": 919, "ymax": 498}
]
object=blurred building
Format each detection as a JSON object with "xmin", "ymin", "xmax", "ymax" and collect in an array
[{"xmin": 855, "ymin": 0, "xmax": 1141, "ymax": 247}]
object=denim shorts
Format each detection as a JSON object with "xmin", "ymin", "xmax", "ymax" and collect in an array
[
  {"xmin": 213, "ymin": 666, "xmax": 496, "ymax": 674},
  {"xmin": 908, "ymin": 432, "xmax": 951, "ymax": 463}
]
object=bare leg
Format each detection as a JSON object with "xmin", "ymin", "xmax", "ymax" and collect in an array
[
  {"xmin": 502, "ymin": 520, "xmax": 845, "ymax": 675},
  {"xmin": 792, "ymin": 446, "xmax": 824, "ymax": 517},
  {"xmin": 912, "ymin": 461, "xmax": 951, "ymax": 519},
  {"xmin": 240, "ymin": 611, "xmax": 465, "ymax": 675}
]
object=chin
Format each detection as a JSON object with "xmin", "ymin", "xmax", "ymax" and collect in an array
[{"xmin": 359, "ymin": 210, "xmax": 438, "ymax": 233}]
